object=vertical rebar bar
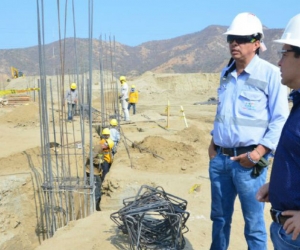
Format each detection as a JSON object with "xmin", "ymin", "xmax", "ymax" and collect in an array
[{"xmin": 88, "ymin": 0, "xmax": 95, "ymax": 214}]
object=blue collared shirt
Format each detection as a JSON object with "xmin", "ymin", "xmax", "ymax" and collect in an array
[
  {"xmin": 110, "ymin": 127, "xmax": 120, "ymax": 144},
  {"xmin": 212, "ymin": 55, "xmax": 289, "ymax": 151}
]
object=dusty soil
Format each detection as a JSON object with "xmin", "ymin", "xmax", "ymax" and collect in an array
[{"xmin": 0, "ymin": 72, "xmax": 274, "ymax": 250}]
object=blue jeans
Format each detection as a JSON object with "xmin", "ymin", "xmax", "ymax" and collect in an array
[
  {"xmin": 67, "ymin": 103, "xmax": 76, "ymax": 120},
  {"xmin": 128, "ymin": 103, "xmax": 136, "ymax": 114},
  {"xmin": 270, "ymin": 222, "xmax": 300, "ymax": 249},
  {"xmin": 209, "ymin": 151, "xmax": 267, "ymax": 250},
  {"xmin": 101, "ymin": 161, "xmax": 111, "ymax": 181}
]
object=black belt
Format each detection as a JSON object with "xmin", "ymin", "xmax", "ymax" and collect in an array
[
  {"xmin": 270, "ymin": 208, "xmax": 291, "ymax": 225},
  {"xmin": 216, "ymin": 145, "xmax": 257, "ymax": 157}
]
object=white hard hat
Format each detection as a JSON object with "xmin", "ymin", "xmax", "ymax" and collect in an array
[
  {"xmin": 224, "ymin": 12, "xmax": 264, "ymax": 38},
  {"xmin": 274, "ymin": 13, "xmax": 300, "ymax": 48}
]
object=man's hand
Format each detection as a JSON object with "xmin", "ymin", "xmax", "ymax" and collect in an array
[
  {"xmin": 208, "ymin": 139, "xmax": 217, "ymax": 160},
  {"xmin": 231, "ymin": 145, "xmax": 269, "ymax": 167},
  {"xmin": 101, "ymin": 143, "xmax": 109, "ymax": 150},
  {"xmin": 230, "ymin": 152, "xmax": 256, "ymax": 167},
  {"xmin": 256, "ymin": 182, "xmax": 270, "ymax": 202},
  {"xmin": 282, "ymin": 210, "xmax": 300, "ymax": 240}
]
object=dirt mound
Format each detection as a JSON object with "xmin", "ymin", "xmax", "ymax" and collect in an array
[
  {"xmin": 131, "ymin": 72, "xmax": 220, "ymax": 105},
  {"xmin": 132, "ymin": 136, "xmax": 200, "ymax": 173},
  {"xmin": 176, "ymin": 125, "xmax": 209, "ymax": 144},
  {"xmin": 0, "ymin": 103, "xmax": 40, "ymax": 126},
  {"xmin": 155, "ymin": 73, "xmax": 220, "ymax": 92}
]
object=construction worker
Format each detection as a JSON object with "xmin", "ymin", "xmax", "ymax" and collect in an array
[
  {"xmin": 65, "ymin": 82, "xmax": 78, "ymax": 122},
  {"xmin": 100, "ymin": 128, "xmax": 114, "ymax": 180},
  {"xmin": 119, "ymin": 76, "xmax": 130, "ymax": 121},
  {"xmin": 109, "ymin": 119, "xmax": 120, "ymax": 155},
  {"xmin": 85, "ymin": 144, "xmax": 104, "ymax": 211},
  {"xmin": 128, "ymin": 85, "xmax": 139, "ymax": 115}
]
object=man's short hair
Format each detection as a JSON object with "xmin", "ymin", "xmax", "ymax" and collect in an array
[{"xmin": 291, "ymin": 45, "xmax": 300, "ymax": 58}]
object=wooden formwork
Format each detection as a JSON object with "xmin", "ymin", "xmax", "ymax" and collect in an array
[{"xmin": 7, "ymin": 95, "xmax": 31, "ymax": 105}]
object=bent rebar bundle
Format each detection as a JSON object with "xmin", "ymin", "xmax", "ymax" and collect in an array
[{"xmin": 110, "ymin": 185, "xmax": 190, "ymax": 250}]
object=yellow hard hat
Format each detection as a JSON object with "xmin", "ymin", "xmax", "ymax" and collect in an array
[
  {"xmin": 131, "ymin": 85, "xmax": 135, "ymax": 88},
  {"xmin": 70, "ymin": 83, "xmax": 77, "ymax": 89},
  {"xmin": 106, "ymin": 138, "xmax": 114, "ymax": 149},
  {"xmin": 110, "ymin": 119, "xmax": 118, "ymax": 126},
  {"xmin": 119, "ymin": 76, "xmax": 126, "ymax": 82},
  {"xmin": 102, "ymin": 128, "xmax": 110, "ymax": 135}
]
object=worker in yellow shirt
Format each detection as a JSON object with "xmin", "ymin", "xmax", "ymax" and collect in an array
[
  {"xmin": 128, "ymin": 85, "xmax": 139, "ymax": 115},
  {"xmin": 100, "ymin": 128, "xmax": 114, "ymax": 181}
]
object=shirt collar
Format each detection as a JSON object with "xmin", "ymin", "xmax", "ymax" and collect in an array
[
  {"xmin": 228, "ymin": 54, "xmax": 259, "ymax": 78},
  {"xmin": 290, "ymin": 89, "xmax": 300, "ymax": 96},
  {"xmin": 243, "ymin": 54, "xmax": 259, "ymax": 75},
  {"xmin": 290, "ymin": 89, "xmax": 300, "ymax": 106}
]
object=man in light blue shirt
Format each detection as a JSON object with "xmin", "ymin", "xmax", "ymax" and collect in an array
[
  {"xmin": 208, "ymin": 12, "xmax": 289, "ymax": 250},
  {"xmin": 109, "ymin": 118, "xmax": 120, "ymax": 155}
]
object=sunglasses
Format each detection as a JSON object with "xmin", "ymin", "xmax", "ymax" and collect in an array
[
  {"xmin": 277, "ymin": 49, "xmax": 295, "ymax": 59},
  {"xmin": 227, "ymin": 35, "xmax": 257, "ymax": 44},
  {"xmin": 278, "ymin": 49, "xmax": 294, "ymax": 55}
]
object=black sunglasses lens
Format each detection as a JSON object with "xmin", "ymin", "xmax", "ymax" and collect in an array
[{"xmin": 227, "ymin": 35, "xmax": 254, "ymax": 44}]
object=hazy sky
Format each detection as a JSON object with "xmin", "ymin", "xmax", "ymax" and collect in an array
[{"xmin": 0, "ymin": 0, "xmax": 299, "ymax": 49}]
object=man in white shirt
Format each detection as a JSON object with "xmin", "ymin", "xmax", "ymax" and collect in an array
[{"xmin": 119, "ymin": 76, "xmax": 130, "ymax": 121}]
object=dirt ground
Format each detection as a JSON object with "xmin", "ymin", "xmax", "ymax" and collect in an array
[{"xmin": 0, "ymin": 72, "xmax": 274, "ymax": 250}]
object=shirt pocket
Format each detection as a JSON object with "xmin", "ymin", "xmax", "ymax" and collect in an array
[{"xmin": 237, "ymin": 91, "xmax": 264, "ymax": 117}]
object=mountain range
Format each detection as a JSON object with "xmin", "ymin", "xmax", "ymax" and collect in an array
[{"xmin": 0, "ymin": 25, "xmax": 284, "ymax": 77}]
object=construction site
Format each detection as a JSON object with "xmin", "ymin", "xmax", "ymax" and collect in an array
[
  {"xmin": 0, "ymin": 2, "xmax": 278, "ymax": 250},
  {"xmin": 0, "ymin": 72, "xmax": 277, "ymax": 250}
]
